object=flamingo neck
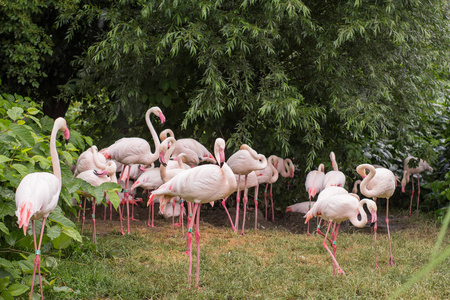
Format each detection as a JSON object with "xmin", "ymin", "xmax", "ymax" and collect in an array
[
  {"xmin": 348, "ymin": 199, "xmax": 370, "ymax": 228},
  {"xmin": 145, "ymin": 108, "xmax": 162, "ymax": 163},
  {"xmin": 358, "ymin": 164, "xmax": 376, "ymax": 197},
  {"xmin": 50, "ymin": 120, "xmax": 64, "ymax": 187},
  {"xmin": 92, "ymin": 147, "xmax": 106, "ymax": 169}
]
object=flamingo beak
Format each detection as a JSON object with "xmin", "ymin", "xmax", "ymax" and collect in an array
[{"xmin": 159, "ymin": 112, "xmax": 166, "ymax": 124}]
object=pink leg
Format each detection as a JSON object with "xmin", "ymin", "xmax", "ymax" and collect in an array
[
  {"xmin": 30, "ymin": 218, "xmax": 46, "ymax": 300},
  {"xmin": 270, "ymin": 183, "xmax": 275, "ymax": 221},
  {"xmin": 221, "ymin": 197, "xmax": 236, "ymax": 231},
  {"xmin": 81, "ymin": 197, "xmax": 86, "ymax": 235},
  {"xmin": 116, "ymin": 192, "xmax": 124, "ymax": 235},
  {"xmin": 187, "ymin": 203, "xmax": 200, "ymax": 287},
  {"xmin": 316, "ymin": 219, "xmax": 332, "ymax": 244},
  {"xmin": 104, "ymin": 204, "xmax": 107, "ymax": 221},
  {"xmin": 124, "ymin": 165, "xmax": 132, "ymax": 234},
  {"xmin": 195, "ymin": 204, "xmax": 202, "ymax": 288},
  {"xmin": 264, "ymin": 183, "xmax": 269, "ymax": 220},
  {"xmin": 416, "ymin": 177, "xmax": 421, "ymax": 217},
  {"xmin": 306, "ymin": 196, "xmax": 312, "ymax": 236},
  {"xmin": 180, "ymin": 200, "xmax": 185, "ymax": 238},
  {"xmin": 386, "ymin": 198, "xmax": 395, "ymax": 266},
  {"xmin": 374, "ymin": 216, "xmax": 379, "ymax": 268},
  {"xmin": 240, "ymin": 177, "xmax": 249, "ymax": 235},
  {"xmin": 92, "ymin": 197, "xmax": 97, "ymax": 244},
  {"xmin": 109, "ymin": 202, "xmax": 113, "ymax": 220},
  {"xmin": 234, "ymin": 176, "xmax": 242, "ymax": 232},
  {"xmin": 322, "ymin": 221, "xmax": 345, "ymax": 275},
  {"xmin": 409, "ymin": 176, "xmax": 415, "ymax": 217},
  {"xmin": 254, "ymin": 185, "xmax": 259, "ymax": 230},
  {"xmin": 147, "ymin": 194, "xmax": 152, "ymax": 227},
  {"xmin": 172, "ymin": 199, "xmax": 176, "ymax": 237}
]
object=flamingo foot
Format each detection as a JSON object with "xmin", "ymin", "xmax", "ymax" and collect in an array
[
  {"xmin": 389, "ymin": 257, "xmax": 396, "ymax": 267},
  {"xmin": 131, "ymin": 217, "xmax": 138, "ymax": 221},
  {"xmin": 337, "ymin": 268, "xmax": 345, "ymax": 275}
]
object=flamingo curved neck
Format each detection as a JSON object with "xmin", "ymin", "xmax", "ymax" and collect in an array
[
  {"xmin": 92, "ymin": 147, "xmax": 106, "ymax": 169},
  {"xmin": 358, "ymin": 164, "xmax": 377, "ymax": 198},
  {"xmin": 348, "ymin": 199, "xmax": 370, "ymax": 228},
  {"xmin": 268, "ymin": 156, "xmax": 279, "ymax": 182},
  {"xmin": 330, "ymin": 152, "xmax": 338, "ymax": 171},
  {"xmin": 50, "ymin": 120, "xmax": 64, "ymax": 187},
  {"xmin": 145, "ymin": 108, "xmax": 162, "ymax": 163}
]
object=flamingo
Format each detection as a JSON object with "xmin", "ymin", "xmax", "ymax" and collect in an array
[
  {"xmin": 323, "ymin": 152, "xmax": 346, "ymax": 189},
  {"xmin": 357, "ymin": 163, "xmax": 396, "ymax": 267},
  {"xmin": 352, "ymin": 180, "xmax": 362, "ymax": 194},
  {"xmin": 76, "ymin": 160, "xmax": 118, "ymax": 243},
  {"xmin": 131, "ymin": 167, "xmax": 164, "ymax": 227},
  {"xmin": 286, "ymin": 201, "xmax": 316, "ymax": 214},
  {"xmin": 277, "ymin": 157, "xmax": 295, "ymax": 190},
  {"xmin": 118, "ymin": 163, "xmax": 147, "ymax": 221},
  {"xmin": 401, "ymin": 156, "xmax": 433, "ymax": 217},
  {"xmin": 305, "ymin": 194, "xmax": 377, "ymax": 275},
  {"xmin": 74, "ymin": 145, "xmax": 107, "ymax": 176},
  {"xmin": 149, "ymin": 138, "xmax": 237, "ymax": 287},
  {"xmin": 15, "ymin": 117, "xmax": 70, "ymax": 300},
  {"xmin": 159, "ymin": 129, "xmax": 216, "ymax": 166},
  {"xmin": 101, "ymin": 106, "xmax": 165, "ymax": 234},
  {"xmin": 305, "ymin": 163, "xmax": 325, "ymax": 235},
  {"xmin": 226, "ymin": 144, "xmax": 267, "ymax": 232},
  {"xmin": 256, "ymin": 155, "xmax": 280, "ymax": 228},
  {"xmin": 159, "ymin": 137, "xmax": 191, "ymax": 236}
]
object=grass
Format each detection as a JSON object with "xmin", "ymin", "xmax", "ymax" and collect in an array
[{"xmin": 44, "ymin": 212, "xmax": 448, "ymax": 299}]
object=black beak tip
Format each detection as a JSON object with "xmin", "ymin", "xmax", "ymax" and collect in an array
[
  {"xmin": 220, "ymin": 162, "xmax": 224, "ymax": 168},
  {"xmin": 370, "ymin": 222, "xmax": 376, "ymax": 228},
  {"xmin": 65, "ymin": 139, "xmax": 69, "ymax": 145}
]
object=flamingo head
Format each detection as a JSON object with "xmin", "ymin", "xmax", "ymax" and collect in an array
[
  {"xmin": 158, "ymin": 112, "xmax": 166, "ymax": 124},
  {"xmin": 159, "ymin": 150, "xmax": 167, "ymax": 167}
]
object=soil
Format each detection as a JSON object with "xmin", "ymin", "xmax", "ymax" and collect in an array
[{"xmin": 80, "ymin": 200, "xmax": 411, "ymax": 237}]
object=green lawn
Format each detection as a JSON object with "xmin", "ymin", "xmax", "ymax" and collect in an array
[{"xmin": 45, "ymin": 212, "xmax": 448, "ymax": 299}]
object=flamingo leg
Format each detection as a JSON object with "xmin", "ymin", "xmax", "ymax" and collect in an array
[
  {"xmin": 409, "ymin": 176, "xmax": 415, "ymax": 217},
  {"xmin": 322, "ymin": 221, "xmax": 345, "ymax": 275},
  {"xmin": 416, "ymin": 176, "xmax": 421, "ymax": 217},
  {"xmin": 221, "ymin": 197, "xmax": 236, "ymax": 231},
  {"xmin": 172, "ymin": 199, "xmax": 176, "ymax": 237},
  {"xmin": 109, "ymin": 202, "xmax": 113, "ymax": 220},
  {"xmin": 254, "ymin": 185, "xmax": 259, "ymax": 230},
  {"xmin": 234, "ymin": 175, "xmax": 242, "ymax": 232},
  {"xmin": 124, "ymin": 165, "xmax": 132, "ymax": 234},
  {"xmin": 81, "ymin": 197, "xmax": 87, "ymax": 235},
  {"xmin": 30, "ymin": 218, "xmax": 46, "ymax": 300},
  {"xmin": 240, "ymin": 176, "xmax": 249, "ymax": 235},
  {"xmin": 195, "ymin": 204, "xmax": 202, "ymax": 288},
  {"xmin": 386, "ymin": 198, "xmax": 395, "ymax": 266},
  {"xmin": 270, "ymin": 182, "xmax": 275, "ymax": 221},
  {"xmin": 180, "ymin": 199, "xmax": 185, "ymax": 238},
  {"xmin": 306, "ymin": 196, "xmax": 312, "ymax": 236},
  {"xmin": 187, "ymin": 203, "xmax": 200, "ymax": 287},
  {"xmin": 104, "ymin": 203, "xmax": 107, "ymax": 221},
  {"xmin": 92, "ymin": 197, "xmax": 97, "ymax": 244},
  {"xmin": 264, "ymin": 183, "xmax": 269, "ymax": 220},
  {"xmin": 116, "ymin": 192, "xmax": 124, "ymax": 235}
]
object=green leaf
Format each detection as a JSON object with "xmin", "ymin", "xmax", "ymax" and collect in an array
[
  {"xmin": 106, "ymin": 190, "xmax": 120, "ymax": 210},
  {"xmin": 26, "ymin": 107, "xmax": 40, "ymax": 115},
  {"xmin": 8, "ymin": 123, "xmax": 35, "ymax": 147},
  {"xmin": 0, "ymin": 155, "xmax": 12, "ymax": 164},
  {"xmin": 7, "ymin": 284, "xmax": 29, "ymax": 296},
  {"xmin": 0, "ymin": 222, "xmax": 10, "ymax": 235},
  {"xmin": 6, "ymin": 107, "xmax": 24, "ymax": 121},
  {"xmin": 52, "ymin": 233, "xmax": 72, "ymax": 249},
  {"xmin": 0, "ymin": 277, "xmax": 10, "ymax": 292},
  {"xmin": 62, "ymin": 151, "xmax": 73, "ymax": 166},
  {"xmin": 31, "ymin": 155, "xmax": 51, "ymax": 169},
  {"xmin": 46, "ymin": 225, "xmax": 62, "ymax": 240},
  {"xmin": 53, "ymin": 286, "xmax": 73, "ymax": 293},
  {"xmin": 48, "ymin": 211, "xmax": 76, "ymax": 228},
  {"xmin": 0, "ymin": 201, "xmax": 15, "ymax": 218},
  {"xmin": 1, "ymin": 290, "xmax": 14, "ymax": 300},
  {"xmin": 11, "ymin": 164, "xmax": 31, "ymax": 177},
  {"xmin": 0, "ymin": 259, "xmax": 13, "ymax": 269},
  {"xmin": 62, "ymin": 227, "xmax": 82, "ymax": 243}
]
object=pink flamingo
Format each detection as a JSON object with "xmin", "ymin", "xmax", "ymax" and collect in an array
[
  {"xmin": 159, "ymin": 137, "xmax": 191, "ymax": 236},
  {"xmin": 305, "ymin": 194, "xmax": 377, "ymax": 275},
  {"xmin": 226, "ymin": 144, "xmax": 267, "ymax": 232},
  {"xmin": 15, "ymin": 117, "xmax": 70, "ymax": 300},
  {"xmin": 74, "ymin": 145, "xmax": 107, "ymax": 176},
  {"xmin": 159, "ymin": 129, "xmax": 216, "ymax": 166},
  {"xmin": 276, "ymin": 157, "xmax": 295, "ymax": 190},
  {"xmin": 118, "ymin": 163, "xmax": 147, "ymax": 221},
  {"xmin": 357, "ymin": 163, "xmax": 396, "ymax": 267},
  {"xmin": 401, "ymin": 156, "xmax": 433, "ymax": 217},
  {"xmin": 101, "ymin": 106, "xmax": 165, "ymax": 234},
  {"xmin": 76, "ymin": 160, "xmax": 118, "ymax": 243},
  {"xmin": 305, "ymin": 163, "xmax": 325, "ymax": 235},
  {"xmin": 256, "ymin": 155, "xmax": 280, "ymax": 228},
  {"xmin": 323, "ymin": 152, "xmax": 346, "ymax": 189},
  {"xmin": 149, "ymin": 138, "xmax": 237, "ymax": 287},
  {"xmin": 352, "ymin": 180, "xmax": 362, "ymax": 194},
  {"xmin": 131, "ymin": 167, "xmax": 163, "ymax": 227}
]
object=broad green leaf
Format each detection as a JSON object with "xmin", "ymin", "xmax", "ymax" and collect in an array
[
  {"xmin": 7, "ymin": 284, "xmax": 28, "ymax": 296},
  {"xmin": 0, "ymin": 222, "xmax": 10, "ymax": 235},
  {"xmin": 106, "ymin": 190, "xmax": 120, "ymax": 210},
  {"xmin": 0, "ymin": 201, "xmax": 16, "ymax": 218},
  {"xmin": 62, "ymin": 227, "xmax": 82, "ymax": 243},
  {"xmin": 8, "ymin": 123, "xmax": 35, "ymax": 147},
  {"xmin": 17, "ymin": 260, "xmax": 33, "ymax": 272},
  {"xmin": 0, "ymin": 155, "xmax": 12, "ymax": 164},
  {"xmin": 1, "ymin": 290, "xmax": 14, "ymax": 300},
  {"xmin": 0, "ymin": 258, "xmax": 13, "ymax": 269},
  {"xmin": 0, "ymin": 277, "xmax": 10, "ymax": 292},
  {"xmin": 31, "ymin": 155, "xmax": 51, "ymax": 169},
  {"xmin": 62, "ymin": 151, "xmax": 73, "ymax": 166},
  {"xmin": 11, "ymin": 164, "xmax": 31, "ymax": 177},
  {"xmin": 26, "ymin": 107, "xmax": 39, "ymax": 115},
  {"xmin": 48, "ymin": 207, "xmax": 76, "ymax": 228},
  {"xmin": 83, "ymin": 136, "xmax": 93, "ymax": 146},
  {"xmin": 52, "ymin": 233, "xmax": 72, "ymax": 249},
  {"xmin": 46, "ymin": 225, "xmax": 62, "ymax": 240},
  {"xmin": 6, "ymin": 107, "xmax": 23, "ymax": 121}
]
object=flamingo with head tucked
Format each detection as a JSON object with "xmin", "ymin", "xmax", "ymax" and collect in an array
[
  {"xmin": 150, "ymin": 138, "xmax": 237, "ymax": 287},
  {"xmin": 101, "ymin": 106, "xmax": 165, "ymax": 234},
  {"xmin": 305, "ymin": 163, "xmax": 325, "ymax": 235},
  {"xmin": 15, "ymin": 117, "xmax": 70, "ymax": 300},
  {"xmin": 357, "ymin": 163, "xmax": 396, "ymax": 267},
  {"xmin": 401, "ymin": 156, "xmax": 433, "ymax": 217},
  {"xmin": 74, "ymin": 145, "xmax": 107, "ymax": 176}
]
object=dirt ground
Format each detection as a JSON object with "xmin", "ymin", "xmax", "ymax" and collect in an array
[{"xmin": 79, "ymin": 199, "xmax": 411, "ymax": 237}]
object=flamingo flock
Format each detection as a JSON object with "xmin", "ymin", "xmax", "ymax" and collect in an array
[{"xmin": 14, "ymin": 109, "xmax": 433, "ymax": 295}]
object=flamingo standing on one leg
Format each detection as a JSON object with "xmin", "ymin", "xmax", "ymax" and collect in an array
[
  {"xmin": 150, "ymin": 138, "xmax": 237, "ymax": 288},
  {"xmin": 357, "ymin": 163, "xmax": 396, "ymax": 267},
  {"xmin": 305, "ymin": 163, "xmax": 325, "ymax": 235},
  {"xmin": 401, "ymin": 156, "xmax": 433, "ymax": 217},
  {"xmin": 101, "ymin": 106, "xmax": 165, "ymax": 234},
  {"xmin": 305, "ymin": 194, "xmax": 377, "ymax": 275},
  {"xmin": 226, "ymin": 144, "xmax": 267, "ymax": 233},
  {"xmin": 15, "ymin": 117, "xmax": 70, "ymax": 300}
]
